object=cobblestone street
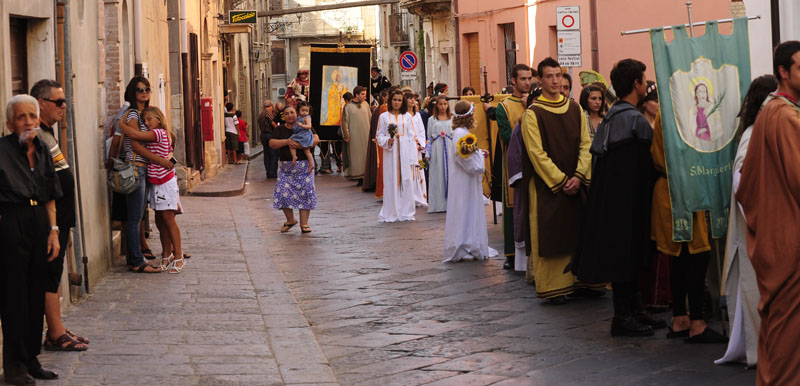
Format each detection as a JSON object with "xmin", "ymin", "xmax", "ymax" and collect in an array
[{"xmin": 36, "ymin": 159, "xmax": 756, "ymax": 385}]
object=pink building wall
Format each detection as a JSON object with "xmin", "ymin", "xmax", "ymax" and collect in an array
[
  {"xmin": 456, "ymin": 0, "xmax": 529, "ymax": 94},
  {"xmin": 527, "ymin": 0, "xmax": 733, "ymax": 84}
]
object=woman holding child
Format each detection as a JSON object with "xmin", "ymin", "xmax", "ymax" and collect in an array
[
  {"xmin": 117, "ymin": 77, "xmax": 178, "ymax": 273},
  {"xmin": 270, "ymin": 105, "xmax": 320, "ymax": 233}
]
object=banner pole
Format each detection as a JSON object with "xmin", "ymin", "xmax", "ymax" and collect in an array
[
  {"xmin": 686, "ymin": 2, "xmax": 695, "ymax": 38},
  {"xmin": 620, "ymin": 15, "xmax": 760, "ymax": 36},
  {"xmin": 482, "ymin": 65, "xmax": 498, "ymax": 225}
]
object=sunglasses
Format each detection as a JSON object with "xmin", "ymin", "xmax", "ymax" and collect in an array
[
  {"xmin": 44, "ymin": 98, "xmax": 67, "ymax": 107},
  {"xmin": 136, "ymin": 87, "xmax": 152, "ymax": 93}
]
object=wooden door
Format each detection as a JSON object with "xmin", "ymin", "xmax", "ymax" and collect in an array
[{"xmin": 465, "ymin": 33, "xmax": 480, "ymax": 93}]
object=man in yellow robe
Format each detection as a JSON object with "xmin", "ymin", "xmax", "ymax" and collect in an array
[{"xmin": 520, "ymin": 57, "xmax": 602, "ymax": 304}]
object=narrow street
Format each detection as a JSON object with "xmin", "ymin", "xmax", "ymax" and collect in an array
[{"xmin": 38, "ymin": 159, "xmax": 756, "ymax": 385}]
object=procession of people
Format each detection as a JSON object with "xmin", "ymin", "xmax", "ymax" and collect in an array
[{"xmin": 252, "ymin": 36, "xmax": 800, "ymax": 384}]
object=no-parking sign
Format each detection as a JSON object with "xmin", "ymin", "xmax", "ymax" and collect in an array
[{"xmin": 399, "ymin": 51, "xmax": 418, "ymax": 71}]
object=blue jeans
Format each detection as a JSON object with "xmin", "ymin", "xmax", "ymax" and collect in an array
[{"xmin": 125, "ymin": 166, "xmax": 148, "ymax": 267}]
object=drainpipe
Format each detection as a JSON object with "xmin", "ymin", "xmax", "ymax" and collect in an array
[
  {"xmin": 58, "ymin": 0, "xmax": 89, "ymax": 294},
  {"xmin": 453, "ymin": 0, "xmax": 461, "ymax": 92},
  {"xmin": 134, "ymin": 0, "xmax": 143, "ymax": 74},
  {"xmin": 770, "ymin": 0, "xmax": 780, "ymax": 48},
  {"xmin": 180, "ymin": 0, "xmax": 188, "ymax": 52},
  {"xmin": 589, "ymin": 0, "xmax": 599, "ymax": 72}
]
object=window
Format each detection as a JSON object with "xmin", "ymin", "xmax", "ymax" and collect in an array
[
  {"xmin": 501, "ymin": 23, "xmax": 516, "ymax": 87},
  {"xmin": 271, "ymin": 46, "xmax": 285, "ymax": 75}
]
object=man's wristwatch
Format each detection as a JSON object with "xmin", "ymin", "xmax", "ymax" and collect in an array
[{"xmin": 50, "ymin": 226, "xmax": 59, "ymax": 233}]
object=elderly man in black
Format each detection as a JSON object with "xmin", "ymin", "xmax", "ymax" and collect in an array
[{"xmin": 1, "ymin": 94, "xmax": 62, "ymax": 385}]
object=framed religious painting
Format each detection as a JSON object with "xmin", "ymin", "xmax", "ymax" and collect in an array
[{"xmin": 309, "ymin": 44, "xmax": 372, "ymax": 140}]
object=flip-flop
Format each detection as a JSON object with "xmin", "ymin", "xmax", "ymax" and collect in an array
[
  {"xmin": 281, "ymin": 222, "xmax": 298, "ymax": 233},
  {"xmin": 301, "ymin": 226, "xmax": 312, "ymax": 233},
  {"xmin": 129, "ymin": 264, "xmax": 162, "ymax": 273},
  {"xmin": 685, "ymin": 327, "xmax": 728, "ymax": 344},
  {"xmin": 666, "ymin": 326, "xmax": 690, "ymax": 339}
]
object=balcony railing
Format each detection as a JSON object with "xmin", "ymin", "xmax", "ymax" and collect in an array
[
  {"xmin": 389, "ymin": 12, "xmax": 409, "ymax": 45},
  {"xmin": 399, "ymin": 0, "xmax": 451, "ymax": 17}
]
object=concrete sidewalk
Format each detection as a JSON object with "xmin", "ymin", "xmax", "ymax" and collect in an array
[{"xmin": 186, "ymin": 144, "xmax": 264, "ymax": 197}]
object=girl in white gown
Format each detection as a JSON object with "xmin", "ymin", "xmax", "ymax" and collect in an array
[
  {"xmin": 377, "ymin": 90, "xmax": 417, "ymax": 222},
  {"xmin": 426, "ymin": 95, "xmax": 453, "ymax": 213},
  {"xmin": 405, "ymin": 93, "xmax": 428, "ymax": 208},
  {"xmin": 443, "ymin": 101, "xmax": 498, "ymax": 262}
]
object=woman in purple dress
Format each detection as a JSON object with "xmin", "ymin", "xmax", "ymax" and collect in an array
[{"xmin": 269, "ymin": 105, "xmax": 320, "ymax": 233}]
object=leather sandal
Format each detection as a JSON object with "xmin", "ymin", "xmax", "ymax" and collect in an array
[
  {"xmin": 66, "ymin": 329, "xmax": 89, "ymax": 344},
  {"xmin": 44, "ymin": 333, "xmax": 87, "ymax": 352}
]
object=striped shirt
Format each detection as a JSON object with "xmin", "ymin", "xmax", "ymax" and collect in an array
[
  {"xmin": 145, "ymin": 128, "xmax": 174, "ymax": 184},
  {"xmin": 114, "ymin": 109, "xmax": 149, "ymax": 164},
  {"xmin": 38, "ymin": 123, "xmax": 69, "ymax": 171}
]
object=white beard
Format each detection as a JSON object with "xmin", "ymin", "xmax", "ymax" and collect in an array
[{"xmin": 18, "ymin": 127, "xmax": 40, "ymax": 144}]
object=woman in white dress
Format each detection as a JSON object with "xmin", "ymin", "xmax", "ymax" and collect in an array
[
  {"xmin": 377, "ymin": 90, "xmax": 417, "ymax": 222},
  {"xmin": 443, "ymin": 101, "xmax": 497, "ymax": 262},
  {"xmin": 405, "ymin": 92, "xmax": 428, "ymax": 208},
  {"xmin": 426, "ymin": 95, "xmax": 453, "ymax": 213}
]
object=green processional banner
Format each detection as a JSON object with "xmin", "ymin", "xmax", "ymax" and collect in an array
[{"xmin": 650, "ymin": 18, "xmax": 751, "ymax": 241}]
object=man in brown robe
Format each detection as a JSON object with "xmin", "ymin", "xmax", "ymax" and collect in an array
[
  {"xmin": 343, "ymin": 86, "xmax": 371, "ymax": 184},
  {"xmin": 737, "ymin": 41, "xmax": 800, "ymax": 386}
]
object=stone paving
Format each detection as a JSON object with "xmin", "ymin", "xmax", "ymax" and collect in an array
[{"xmin": 32, "ymin": 157, "xmax": 757, "ymax": 385}]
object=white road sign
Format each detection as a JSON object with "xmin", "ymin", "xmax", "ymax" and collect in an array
[
  {"xmin": 400, "ymin": 71, "xmax": 416, "ymax": 81},
  {"xmin": 557, "ymin": 30, "xmax": 581, "ymax": 55},
  {"xmin": 556, "ymin": 6, "xmax": 580, "ymax": 31},
  {"xmin": 558, "ymin": 55, "xmax": 582, "ymax": 67}
]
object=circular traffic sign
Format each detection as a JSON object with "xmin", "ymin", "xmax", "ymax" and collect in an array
[
  {"xmin": 561, "ymin": 15, "xmax": 575, "ymax": 28},
  {"xmin": 399, "ymin": 51, "xmax": 418, "ymax": 71}
]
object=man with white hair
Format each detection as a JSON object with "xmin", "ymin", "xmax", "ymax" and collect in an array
[{"xmin": 1, "ymin": 94, "xmax": 62, "ymax": 385}]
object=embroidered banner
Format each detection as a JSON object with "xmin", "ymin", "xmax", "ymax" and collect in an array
[{"xmin": 650, "ymin": 18, "xmax": 751, "ymax": 241}]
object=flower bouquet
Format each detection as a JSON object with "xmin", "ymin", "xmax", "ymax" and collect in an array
[
  {"xmin": 418, "ymin": 157, "xmax": 428, "ymax": 170},
  {"xmin": 456, "ymin": 133, "xmax": 478, "ymax": 159},
  {"xmin": 387, "ymin": 123, "xmax": 398, "ymax": 138}
]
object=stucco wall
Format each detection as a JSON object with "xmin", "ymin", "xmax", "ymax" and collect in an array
[
  {"xmin": 527, "ymin": 0, "xmax": 731, "ymax": 83},
  {"xmin": 68, "ymin": 0, "xmax": 114, "ymax": 289},
  {"xmin": 457, "ymin": 0, "xmax": 529, "ymax": 94}
]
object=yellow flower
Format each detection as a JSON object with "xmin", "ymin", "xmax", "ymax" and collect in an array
[{"xmin": 457, "ymin": 134, "xmax": 479, "ymax": 159}]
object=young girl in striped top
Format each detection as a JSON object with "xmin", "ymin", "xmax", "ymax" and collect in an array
[{"xmin": 142, "ymin": 106, "xmax": 186, "ymax": 273}]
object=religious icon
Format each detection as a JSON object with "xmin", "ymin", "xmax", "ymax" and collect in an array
[
  {"xmin": 321, "ymin": 65, "xmax": 358, "ymax": 126},
  {"xmin": 670, "ymin": 58, "xmax": 739, "ymax": 153}
]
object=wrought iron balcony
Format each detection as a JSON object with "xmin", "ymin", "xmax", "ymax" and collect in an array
[
  {"xmin": 399, "ymin": 0, "xmax": 451, "ymax": 17},
  {"xmin": 388, "ymin": 12, "xmax": 410, "ymax": 45}
]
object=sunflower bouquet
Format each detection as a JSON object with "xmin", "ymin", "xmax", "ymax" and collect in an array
[
  {"xmin": 456, "ymin": 133, "xmax": 479, "ymax": 159},
  {"xmin": 387, "ymin": 123, "xmax": 398, "ymax": 138}
]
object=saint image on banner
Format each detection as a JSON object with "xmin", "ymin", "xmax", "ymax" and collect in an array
[
  {"xmin": 321, "ymin": 65, "xmax": 358, "ymax": 125},
  {"xmin": 669, "ymin": 58, "xmax": 740, "ymax": 153}
]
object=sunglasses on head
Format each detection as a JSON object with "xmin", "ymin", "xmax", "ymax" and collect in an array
[
  {"xmin": 43, "ymin": 98, "xmax": 67, "ymax": 107},
  {"xmin": 136, "ymin": 87, "xmax": 152, "ymax": 93}
]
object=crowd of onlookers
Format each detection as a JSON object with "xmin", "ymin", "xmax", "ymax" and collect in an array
[{"xmin": 1, "ymin": 74, "xmax": 191, "ymax": 384}]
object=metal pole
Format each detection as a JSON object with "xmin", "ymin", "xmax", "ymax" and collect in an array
[
  {"xmin": 482, "ymin": 66, "xmax": 497, "ymax": 225},
  {"xmin": 620, "ymin": 15, "xmax": 760, "ymax": 36},
  {"xmin": 686, "ymin": 2, "xmax": 695, "ymax": 38}
]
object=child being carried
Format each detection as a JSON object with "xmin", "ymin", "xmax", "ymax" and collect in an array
[{"xmin": 290, "ymin": 102, "xmax": 315, "ymax": 173}]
